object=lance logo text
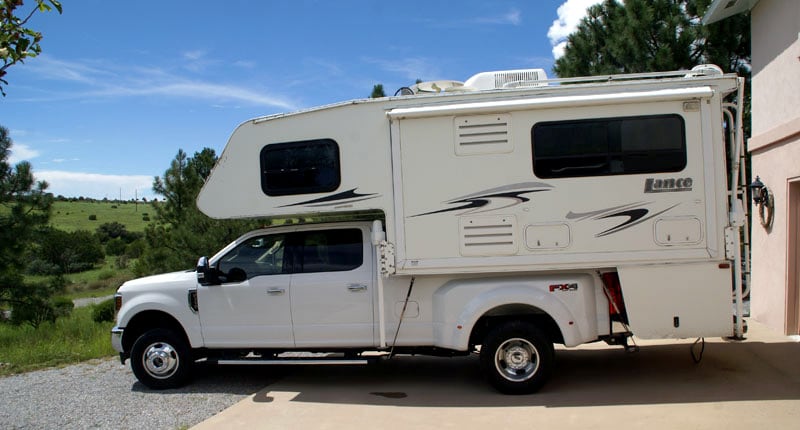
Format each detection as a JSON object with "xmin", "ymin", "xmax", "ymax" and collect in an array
[{"xmin": 644, "ymin": 177, "xmax": 693, "ymax": 193}]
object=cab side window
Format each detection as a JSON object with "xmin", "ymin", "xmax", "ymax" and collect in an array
[
  {"xmin": 297, "ymin": 229, "xmax": 363, "ymax": 274},
  {"xmin": 218, "ymin": 234, "xmax": 287, "ymax": 282}
]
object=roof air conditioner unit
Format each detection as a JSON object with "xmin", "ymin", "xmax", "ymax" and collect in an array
[{"xmin": 464, "ymin": 68, "xmax": 548, "ymax": 90}]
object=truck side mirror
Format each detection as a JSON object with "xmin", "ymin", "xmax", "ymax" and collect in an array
[{"xmin": 196, "ymin": 256, "xmax": 219, "ymax": 286}]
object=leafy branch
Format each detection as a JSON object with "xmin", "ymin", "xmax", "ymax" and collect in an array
[{"xmin": 0, "ymin": 0, "xmax": 62, "ymax": 96}]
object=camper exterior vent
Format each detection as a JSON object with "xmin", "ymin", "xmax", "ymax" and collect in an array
[
  {"xmin": 464, "ymin": 68, "xmax": 548, "ymax": 90},
  {"xmin": 454, "ymin": 114, "xmax": 512, "ymax": 155},
  {"xmin": 460, "ymin": 215, "xmax": 518, "ymax": 256}
]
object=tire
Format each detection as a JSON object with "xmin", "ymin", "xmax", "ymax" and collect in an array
[
  {"xmin": 480, "ymin": 321, "xmax": 554, "ymax": 395},
  {"xmin": 130, "ymin": 328, "xmax": 193, "ymax": 389}
]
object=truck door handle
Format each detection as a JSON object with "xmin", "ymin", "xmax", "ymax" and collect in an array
[
  {"xmin": 267, "ymin": 288, "xmax": 285, "ymax": 296},
  {"xmin": 348, "ymin": 284, "xmax": 368, "ymax": 292}
]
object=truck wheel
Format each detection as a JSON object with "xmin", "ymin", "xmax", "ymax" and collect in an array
[
  {"xmin": 130, "ymin": 329, "xmax": 192, "ymax": 389},
  {"xmin": 480, "ymin": 321, "xmax": 554, "ymax": 394}
]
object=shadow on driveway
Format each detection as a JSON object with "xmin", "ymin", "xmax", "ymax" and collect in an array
[{"xmin": 242, "ymin": 338, "xmax": 800, "ymax": 408}]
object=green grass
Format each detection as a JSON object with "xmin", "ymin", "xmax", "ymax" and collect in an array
[
  {"xmin": 26, "ymin": 256, "xmax": 136, "ymax": 300},
  {"xmin": 50, "ymin": 200, "xmax": 153, "ymax": 232},
  {"xmin": 0, "ymin": 201, "xmax": 150, "ymax": 376},
  {"xmin": 0, "ymin": 306, "xmax": 116, "ymax": 376}
]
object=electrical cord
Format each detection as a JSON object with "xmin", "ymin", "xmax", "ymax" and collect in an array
[
  {"xmin": 691, "ymin": 337, "xmax": 705, "ymax": 363},
  {"xmin": 389, "ymin": 276, "xmax": 415, "ymax": 358}
]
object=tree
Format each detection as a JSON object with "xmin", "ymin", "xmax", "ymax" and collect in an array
[
  {"xmin": 370, "ymin": 84, "xmax": 385, "ymax": 98},
  {"xmin": 0, "ymin": 125, "xmax": 53, "ymax": 317},
  {"xmin": 552, "ymin": 0, "xmax": 750, "ymax": 136},
  {"xmin": 95, "ymin": 221, "xmax": 129, "ymax": 243},
  {"xmin": 0, "ymin": 0, "xmax": 62, "ymax": 96},
  {"xmin": 553, "ymin": 0, "xmax": 750, "ymax": 77},
  {"xmin": 31, "ymin": 227, "xmax": 104, "ymax": 274},
  {"xmin": 135, "ymin": 148, "xmax": 261, "ymax": 276}
]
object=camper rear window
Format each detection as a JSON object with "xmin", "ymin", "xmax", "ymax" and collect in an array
[
  {"xmin": 260, "ymin": 139, "xmax": 341, "ymax": 196},
  {"xmin": 531, "ymin": 114, "xmax": 686, "ymax": 179}
]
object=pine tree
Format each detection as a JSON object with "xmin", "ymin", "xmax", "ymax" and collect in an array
[
  {"xmin": 0, "ymin": 125, "xmax": 53, "ymax": 310},
  {"xmin": 552, "ymin": 0, "xmax": 750, "ymax": 135},
  {"xmin": 136, "ymin": 148, "xmax": 260, "ymax": 275},
  {"xmin": 553, "ymin": 0, "xmax": 750, "ymax": 77}
]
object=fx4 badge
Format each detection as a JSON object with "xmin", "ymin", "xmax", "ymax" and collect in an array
[
  {"xmin": 549, "ymin": 283, "xmax": 578, "ymax": 292},
  {"xmin": 644, "ymin": 177, "xmax": 693, "ymax": 193}
]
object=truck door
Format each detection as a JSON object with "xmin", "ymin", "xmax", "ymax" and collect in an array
[
  {"xmin": 197, "ymin": 233, "xmax": 294, "ymax": 348},
  {"xmin": 289, "ymin": 227, "xmax": 375, "ymax": 347}
]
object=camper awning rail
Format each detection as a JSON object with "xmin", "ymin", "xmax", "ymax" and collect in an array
[{"xmin": 387, "ymin": 86, "xmax": 714, "ymax": 119}]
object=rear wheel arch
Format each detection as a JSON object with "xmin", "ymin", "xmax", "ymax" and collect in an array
[{"xmin": 469, "ymin": 304, "xmax": 564, "ymax": 348}]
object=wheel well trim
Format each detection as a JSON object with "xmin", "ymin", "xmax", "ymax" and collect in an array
[
  {"xmin": 448, "ymin": 285, "xmax": 581, "ymax": 350},
  {"xmin": 120, "ymin": 309, "xmax": 196, "ymax": 353}
]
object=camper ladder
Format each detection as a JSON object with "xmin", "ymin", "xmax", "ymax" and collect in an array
[{"xmin": 723, "ymin": 77, "xmax": 748, "ymax": 339}]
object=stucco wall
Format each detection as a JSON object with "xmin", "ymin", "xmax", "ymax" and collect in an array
[
  {"xmin": 750, "ymin": 137, "xmax": 800, "ymax": 332},
  {"xmin": 748, "ymin": 0, "xmax": 800, "ymax": 334},
  {"xmin": 750, "ymin": 0, "xmax": 800, "ymax": 135}
]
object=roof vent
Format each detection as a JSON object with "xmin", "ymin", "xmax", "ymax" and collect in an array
[
  {"xmin": 685, "ymin": 64, "xmax": 724, "ymax": 78},
  {"xmin": 464, "ymin": 68, "xmax": 548, "ymax": 90}
]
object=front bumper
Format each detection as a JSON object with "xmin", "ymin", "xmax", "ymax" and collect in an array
[
  {"xmin": 111, "ymin": 326, "xmax": 124, "ymax": 353},
  {"xmin": 111, "ymin": 326, "xmax": 130, "ymax": 364}
]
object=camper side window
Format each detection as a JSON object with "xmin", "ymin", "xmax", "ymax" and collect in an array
[
  {"xmin": 260, "ymin": 139, "xmax": 341, "ymax": 196},
  {"xmin": 531, "ymin": 114, "xmax": 686, "ymax": 179}
]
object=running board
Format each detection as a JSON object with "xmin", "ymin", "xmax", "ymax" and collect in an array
[{"xmin": 216, "ymin": 358, "xmax": 369, "ymax": 366}]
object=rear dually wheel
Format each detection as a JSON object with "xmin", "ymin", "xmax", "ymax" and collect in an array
[{"xmin": 480, "ymin": 321, "xmax": 554, "ymax": 394}]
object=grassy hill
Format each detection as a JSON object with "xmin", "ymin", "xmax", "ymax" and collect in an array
[{"xmin": 50, "ymin": 200, "xmax": 154, "ymax": 232}]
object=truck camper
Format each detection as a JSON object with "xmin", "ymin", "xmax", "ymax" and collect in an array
[{"xmin": 113, "ymin": 65, "xmax": 748, "ymax": 394}]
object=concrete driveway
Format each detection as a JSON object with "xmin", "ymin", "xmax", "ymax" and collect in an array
[{"xmin": 192, "ymin": 320, "xmax": 800, "ymax": 429}]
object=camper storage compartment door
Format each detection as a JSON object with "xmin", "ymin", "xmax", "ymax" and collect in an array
[{"xmin": 617, "ymin": 262, "xmax": 732, "ymax": 338}]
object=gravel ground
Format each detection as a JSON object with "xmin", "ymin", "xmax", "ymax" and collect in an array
[{"xmin": 0, "ymin": 358, "xmax": 287, "ymax": 430}]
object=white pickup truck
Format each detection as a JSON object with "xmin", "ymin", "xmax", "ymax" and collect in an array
[
  {"xmin": 112, "ymin": 66, "xmax": 748, "ymax": 394},
  {"xmin": 113, "ymin": 220, "xmax": 603, "ymax": 394}
]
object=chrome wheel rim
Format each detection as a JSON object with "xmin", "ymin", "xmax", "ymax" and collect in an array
[
  {"xmin": 494, "ymin": 337, "xmax": 540, "ymax": 382},
  {"xmin": 142, "ymin": 341, "xmax": 179, "ymax": 380}
]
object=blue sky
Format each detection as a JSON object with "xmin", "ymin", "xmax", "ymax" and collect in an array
[{"xmin": 1, "ymin": 0, "xmax": 599, "ymax": 200}]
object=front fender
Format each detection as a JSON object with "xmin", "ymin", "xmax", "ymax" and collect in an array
[
  {"xmin": 117, "ymin": 291, "xmax": 203, "ymax": 348},
  {"xmin": 433, "ymin": 274, "xmax": 597, "ymax": 350}
]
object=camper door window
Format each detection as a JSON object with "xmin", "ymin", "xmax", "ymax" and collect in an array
[
  {"xmin": 531, "ymin": 114, "xmax": 686, "ymax": 179},
  {"xmin": 260, "ymin": 139, "xmax": 341, "ymax": 196}
]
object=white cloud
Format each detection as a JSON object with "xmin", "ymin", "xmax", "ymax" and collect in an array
[
  {"xmin": 364, "ymin": 57, "xmax": 441, "ymax": 81},
  {"xmin": 35, "ymin": 170, "xmax": 156, "ymax": 200},
  {"xmin": 182, "ymin": 50, "xmax": 206, "ymax": 61},
  {"xmin": 418, "ymin": 8, "xmax": 522, "ymax": 28},
  {"xmin": 8, "ymin": 143, "xmax": 40, "ymax": 164},
  {"xmin": 22, "ymin": 55, "xmax": 298, "ymax": 110},
  {"xmin": 475, "ymin": 8, "xmax": 522, "ymax": 26},
  {"xmin": 548, "ymin": 0, "xmax": 603, "ymax": 59}
]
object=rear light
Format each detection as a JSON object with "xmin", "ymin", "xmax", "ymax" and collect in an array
[
  {"xmin": 601, "ymin": 272, "xmax": 628, "ymax": 324},
  {"xmin": 114, "ymin": 293, "xmax": 122, "ymax": 313}
]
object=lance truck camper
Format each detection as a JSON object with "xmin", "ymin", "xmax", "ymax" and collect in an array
[{"xmin": 112, "ymin": 65, "xmax": 748, "ymax": 394}]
